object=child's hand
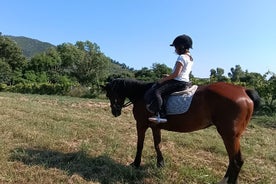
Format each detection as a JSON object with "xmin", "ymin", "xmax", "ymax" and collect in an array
[
  {"xmin": 159, "ymin": 74, "xmax": 170, "ymax": 83},
  {"xmin": 158, "ymin": 78, "xmax": 166, "ymax": 84}
]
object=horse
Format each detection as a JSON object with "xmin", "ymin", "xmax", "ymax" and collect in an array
[{"xmin": 103, "ymin": 78, "xmax": 260, "ymax": 184}]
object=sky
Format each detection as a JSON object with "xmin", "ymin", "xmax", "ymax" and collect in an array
[{"xmin": 1, "ymin": 0, "xmax": 276, "ymax": 78}]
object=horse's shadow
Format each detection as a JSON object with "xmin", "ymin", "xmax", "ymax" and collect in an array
[{"xmin": 9, "ymin": 147, "xmax": 148, "ymax": 183}]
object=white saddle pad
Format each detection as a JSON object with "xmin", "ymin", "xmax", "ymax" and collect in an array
[{"xmin": 165, "ymin": 85, "xmax": 198, "ymax": 115}]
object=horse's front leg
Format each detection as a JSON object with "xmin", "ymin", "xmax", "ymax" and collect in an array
[
  {"xmin": 131, "ymin": 124, "xmax": 148, "ymax": 168},
  {"xmin": 151, "ymin": 127, "xmax": 164, "ymax": 167}
]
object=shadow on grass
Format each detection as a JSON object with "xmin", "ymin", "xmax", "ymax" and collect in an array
[{"xmin": 9, "ymin": 147, "xmax": 148, "ymax": 184}]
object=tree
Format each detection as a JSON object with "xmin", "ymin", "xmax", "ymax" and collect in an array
[
  {"xmin": 0, "ymin": 59, "xmax": 12, "ymax": 84},
  {"xmin": 72, "ymin": 41, "xmax": 109, "ymax": 87},
  {"xmin": 27, "ymin": 48, "xmax": 61, "ymax": 73},
  {"xmin": 24, "ymin": 70, "xmax": 38, "ymax": 83},
  {"xmin": 0, "ymin": 35, "xmax": 27, "ymax": 85},
  {"xmin": 56, "ymin": 43, "xmax": 85, "ymax": 75},
  {"xmin": 27, "ymin": 48, "xmax": 62, "ymax": 83},
  {"xmin": 134, "ymin": 63, "xmax": 172, "ymax": 82},
  {"xmin": 228, "ymin": 65, "xmax": 245, "ymax": 82},
  {"xmin": 254, "ymin": 72, "xmax": 276, "ymax": 114},
  {"xmin": 0, "ymin": 35, "xmax": 26, "ymax": 71},
  {"xmin": 210, "ymin": 67, "xmax": 229, "ymax": 82},
  {"xmin": 135, "ymin": 67, "xmax": 154, "ymax": 81},
  {"xmin": 152, "ymin": 63, "xmax": 172, "ymax": 80},
  {"xmin": 241, "ymin": 71, "xmax": 264, "ymax": 87}
]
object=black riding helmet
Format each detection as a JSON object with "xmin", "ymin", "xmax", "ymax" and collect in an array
[{"xmin": 170, "ymin": 34, "xmax": 193, "ymax": 49}]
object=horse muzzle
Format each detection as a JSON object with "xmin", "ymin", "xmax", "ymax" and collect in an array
[{"xmin": 111, "ymin": 105, "xmax": 122, "ymax": 117}]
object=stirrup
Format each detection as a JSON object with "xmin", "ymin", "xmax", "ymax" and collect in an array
[{"xmin": 148, "ymin": 113, "xmax": 167, "ymax": 123}]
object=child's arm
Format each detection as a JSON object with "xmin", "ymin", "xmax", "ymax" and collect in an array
[{"xmin": 158, "ymin": 62, "xmax": 183, "ymax": 83}]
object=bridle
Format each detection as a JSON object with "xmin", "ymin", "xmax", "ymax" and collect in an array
[
  {"xmin": 122, "ymin": 100, "xmax": 132, "ymax": 108},
  {"xmin": 111, "ymin": 99, "xmax": 132, "ymax": 113}
]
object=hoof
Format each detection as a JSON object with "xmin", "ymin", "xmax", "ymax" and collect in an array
[
  {"xmin": 217, "ymin": 177, "xmax": 229, "ymax": 184},
  {"xmin": 130, "ymin": 162, "xmax": 140, "ymax": 168},
  {"xmin": 157, "ymin": 160, "xmax": 165, "ymax": 168}
]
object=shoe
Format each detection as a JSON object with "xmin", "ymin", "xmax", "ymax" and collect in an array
[{"xmin": 148, "ymin": 116, "xmax": 167, "ymax": 123}]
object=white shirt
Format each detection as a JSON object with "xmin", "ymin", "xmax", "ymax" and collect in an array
[{"xmin": 172, "ymin": 54, "xmax": 193, "ymax": 82}]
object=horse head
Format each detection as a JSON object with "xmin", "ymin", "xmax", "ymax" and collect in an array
[{"xmin": 102, "ymin": 79, "xmax": 127, "ymax": 117}]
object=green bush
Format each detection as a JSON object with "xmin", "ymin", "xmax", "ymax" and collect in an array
[
  {"xmin": 5, "ymin": 83, "xmax": 71, "ymax": 95},
  {"xmin": 1, "ymin": 82, "xmax": 103, "ymax": 98},
  {"xmin": 66, "ymin": 85, "xmax": 100, "ymax": 98},
  {"xmin": 66, "ymin": 85, "xmax": 90, "ymax": 98},
  {"xmin": 0, "ymin": 83, "xmax": 7, "ymax": 91}
]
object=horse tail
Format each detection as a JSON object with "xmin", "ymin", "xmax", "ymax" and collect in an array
[{"xmin": 245, "ymin": 89, "xmax": 261, "ymax": 110}]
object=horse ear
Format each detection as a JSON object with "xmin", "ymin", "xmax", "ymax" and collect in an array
[{"xmin": 100, "ymin": 84, "xmax": 107, "ymax": 91}]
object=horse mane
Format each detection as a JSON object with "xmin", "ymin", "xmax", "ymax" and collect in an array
[{"xmin": 110, "ymin": 78, "xmax": 153, "ymax": 101}]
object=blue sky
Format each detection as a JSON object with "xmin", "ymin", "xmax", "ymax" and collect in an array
[{"xmin": 1, "ymin": 0, "xmax": 275, "ymax": 78}]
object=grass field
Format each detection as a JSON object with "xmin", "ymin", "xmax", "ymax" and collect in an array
[{"xmin": 0, "ymin": 92, "xmax": 275, "ymax": 184}]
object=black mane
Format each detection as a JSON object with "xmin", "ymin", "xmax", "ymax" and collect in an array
[{"xmin": 109, "ymin": 78, "xmax": 153, "ymax": 101}]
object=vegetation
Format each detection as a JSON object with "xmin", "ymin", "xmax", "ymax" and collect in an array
[
  {"xmin": 0, "ymin": 92, "xmax": 275, "ymax": 183},
  {"xmin": 1, "ymin": 34, "xmax": 134, "ymax": 98},
  {"xmin": 1, "ymin": 33, "xmax": 276, "ymax": 115}
]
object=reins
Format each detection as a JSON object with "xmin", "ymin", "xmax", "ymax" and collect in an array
[{"xmin": 122, "ymin": 100, "xmax": 132, "ymax": 108}]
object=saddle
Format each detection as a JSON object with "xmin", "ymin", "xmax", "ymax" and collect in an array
[
  {"xmin": 145, "ymin": 84, "xmax": 198, "ymax": 115},
  {"xmin": 165, "ymin": 85, "xmax": 198, "ymax": 115}
]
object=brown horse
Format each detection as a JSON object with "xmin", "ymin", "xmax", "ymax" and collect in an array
[{"xmin": 103, "ymin": 78, "xmax": 260, "ymax": 184}]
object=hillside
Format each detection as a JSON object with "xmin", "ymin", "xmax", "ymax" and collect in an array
[{"xmin": 6, "ymin": 35, "xmax": 55, "ymax": 58}]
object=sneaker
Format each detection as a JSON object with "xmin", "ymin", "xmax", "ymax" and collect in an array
[{"xmin": 148, "ymin": 116, "xmax": 167, "ymax": 123}]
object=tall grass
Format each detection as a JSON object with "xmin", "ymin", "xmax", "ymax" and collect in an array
[{"xmin": 0, "ymin": 92, "xmax": 275, "ymax": 183}]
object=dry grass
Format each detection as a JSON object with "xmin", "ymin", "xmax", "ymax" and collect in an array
[{"xmin": 0, "ymin": 92, "xmax": 275, "ymax": 184}]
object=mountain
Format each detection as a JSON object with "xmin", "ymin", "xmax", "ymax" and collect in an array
[{"xmin": 6, "ymin": 35, "xmax": 55, "ymax": 58}]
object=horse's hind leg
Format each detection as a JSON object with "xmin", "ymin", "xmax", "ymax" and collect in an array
[
  {"xmin": 151, "ymin": 127, "xmax": 164, "ymax": 167},
  {"xmin": 219, "ymin": 132, "xmax": 244, "ymax": 184}
]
